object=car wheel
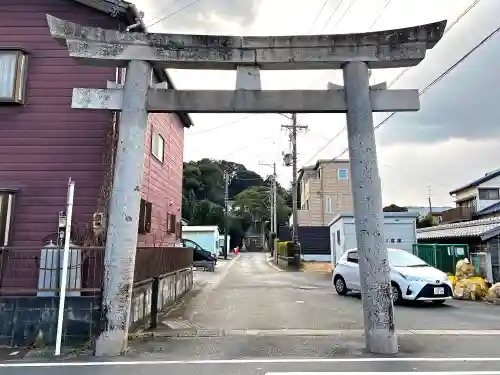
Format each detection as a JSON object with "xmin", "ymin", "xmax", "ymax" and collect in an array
[
  {"xmin": 334, "ymin": 276, "xmax": 348, "ymax": 296},
  {"xmin": 391, "ymin": 282, "xmax": 403, "ymax": 305},
  {"xmin": 432, "ymin": 300, "xmax": 446, "ymax": 306}
]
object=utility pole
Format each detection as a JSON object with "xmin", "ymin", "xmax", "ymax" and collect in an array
[
  {"xmin": 428, "ymin": 186, "xmax": 433, "ymax": 215},
  {"xmin": 259, "ymin": 161, "xmax": 278, "ymax": 255},
  {"xmin": 223, "ymin": 170, "xmax": 229, "ymax": 260},
  {"xmin": 281, "ymin": 114, "xmax": 307, "ymax": 243},
  {"xmin": 273, "ymin": 162, "xmax": 277, "ymax": 240}
]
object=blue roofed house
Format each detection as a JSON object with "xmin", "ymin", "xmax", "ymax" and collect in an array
[
  {"xmin": 441, "ymin": 168, "xmax": 500, "ymax": 224},
  {"xmin": 417, "ymin": 168, "xmax": 500, "ymax": 283}
]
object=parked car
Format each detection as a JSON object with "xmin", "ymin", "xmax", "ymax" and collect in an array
[
  {"xmin": 332, "ymin": 248, "xmax": 453, "ymax": 305},
  {"xmin": 182, "ymin": 238, "xmax": 217, "ymax": 264}
]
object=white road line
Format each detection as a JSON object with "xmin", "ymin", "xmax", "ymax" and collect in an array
[
  {"xmin": 3, "ymin": 357, "xmax": 500, "ymax": 368},
  {"xmin": 224, "ymin": 329, "xmax": 500, "ymax": 336}
]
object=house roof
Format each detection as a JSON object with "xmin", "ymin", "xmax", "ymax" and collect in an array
[
  {"xmin": 417, "ymin": 217, "xmax": 500, "ymax": 241},
  {"xmin": 70, "ymin": 0, "xmax": 193, "ymax": 128},
  {"xmin": 449, "ymin": 168, "xmax": 500, "ymax": 195},
  {"xmin": 477, "ymin": 201, "xmax": 500, "ymax": 216},
  {"xmin": 328, "ymin": 211, "xmax": 419, "ymax": 227},
  {"xmin": 182, "ymin": 225, "xmax": 219, "ymax": 232}
]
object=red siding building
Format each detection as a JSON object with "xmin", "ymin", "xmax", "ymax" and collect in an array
[{"xmin": 0, "ymin": 0, "xmax": 191, "ymax": 250}]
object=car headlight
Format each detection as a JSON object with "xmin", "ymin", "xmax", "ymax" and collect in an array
[{"xmin": 399, "ymin": 274, "xmax": 428, "ymax": 283}]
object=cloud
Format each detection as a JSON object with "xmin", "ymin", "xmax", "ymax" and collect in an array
[
  {"xmin": 132, "ymin": 0, "xmax": 263, "ymax": 33},
  {"xmin": 376, "ymin": 0, "xmax": 500, "ymax": 146},
  {"xmin": 378, "ymin": 138, "xmax": 500, "ymax": 206}
]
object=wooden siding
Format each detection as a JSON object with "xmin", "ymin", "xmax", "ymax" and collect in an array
[
  {"xmin": 0, "ymin": 0, "xmax": 124, "ymax": 246},
  {"xmin": 140, "ymin": 111, "xmax": 184, "ymax": 247},
  {"xmin": 0, "ymin": 0, "xmax": 185, "ymax": 250}
]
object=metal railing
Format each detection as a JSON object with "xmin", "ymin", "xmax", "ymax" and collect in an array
[{"xmin": 0, "ymin": 246, "xmax": 193, "ymax": 296}]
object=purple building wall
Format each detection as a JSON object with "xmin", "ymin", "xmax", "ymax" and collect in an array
[{"xmin": 0, "ymin": 0, "xmax": 122, "ymax": 247}]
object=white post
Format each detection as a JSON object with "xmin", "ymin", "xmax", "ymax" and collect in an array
[{"xmin": 54, "ymin": 178, "xmax": 75, "ymax": 356}]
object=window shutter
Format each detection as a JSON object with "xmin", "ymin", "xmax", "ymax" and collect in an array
[
  {"xmin": 138, "ymin": 198, "xmax": 146, "ymax": 234},
  {"xmin": 145, "ymin": 202, "xmax": 152, "ymax": 233}
]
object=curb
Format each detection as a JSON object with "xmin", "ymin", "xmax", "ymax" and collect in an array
[
  {"xmin": 129, "ymin": 328, "xmax": 223, "ymax": 340},
  {"xmin": 267, "ymin": 260, "xmax": 284, "ymax": 272}
]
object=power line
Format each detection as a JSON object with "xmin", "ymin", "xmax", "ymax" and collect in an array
[
  {"xmin": 312, "ymin": 0, "xmax": 392, "ymax": 86},
  {"xmin": 145, "ymin": 0, "xmax": 185, "ymax": 26},
  {"xmin": 326, "ymin": 0, "xmax": 357, "ymax": 33},
  {"xmin": 328, "ymin": 20, "xmax": 500, "ymax": 163},
  {"xmin": 146, "ymin": 0, "xmax": 203, "ymax": 29},
  {"xmin": 368, "ymin": 0, "xmax": 392, "ymax": 30},
  {"xmin": 187, "ymin": 115, "xmax": 256, "ymax": 136},
  {"xmin": 307, "ymin": 0, "xmax": 483, "ymax": 162},
  {"xmin": 318, "ymin": 0, "xmax": 345, "ymax": 33},
  {"xmin": 387, "ymin": 0, "xmax": 482, "ymax": 88},
  {"xmin": 307, "ymin": 128, "xmax": 450, "ymax": 188},
  {"xmin": 308, "ymin": 0, "xmax": 330, "ymax": 32}
]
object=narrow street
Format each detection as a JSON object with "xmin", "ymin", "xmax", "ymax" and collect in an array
[{"xmin": 3, "ymin": 252, "xmax": 500, "ymax": 375}]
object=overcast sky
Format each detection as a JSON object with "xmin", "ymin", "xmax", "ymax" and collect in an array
[{"xmin": 133, "ymin": 0, "xmax": 500, "ymax": 207}]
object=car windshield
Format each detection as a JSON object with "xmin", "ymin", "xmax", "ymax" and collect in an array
[{"xmin": 388, "ymin": 250, "xmax": 429, "ymax": 267}]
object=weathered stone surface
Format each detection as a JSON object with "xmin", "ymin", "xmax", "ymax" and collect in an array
[
  {"xmin": 71, "ymin": 88, "xmax": 419, "ymax": 113},
  {"xmin": 47, "ymin": 14, "xmax": 447, "ymax": 70}
]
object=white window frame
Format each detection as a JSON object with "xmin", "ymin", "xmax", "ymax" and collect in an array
[
  {"xmin": 0, "ymin": 191, "xmax": 16, "ymax": 246},
  {"xmin": 0, "ymin": 50, "xmax": 28, "ymax": 104},
  {"xmin": 338, "ymin": 168, "xmax": 348, "ymax": 180},
  {"xmin": 151, "ymin": 130, "xmax": 165, "ymax": 163},
  {"xmin": 325, "ymin": 196, "xmax": 333, "ymax": 213}
]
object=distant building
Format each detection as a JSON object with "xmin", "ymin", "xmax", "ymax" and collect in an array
[
  {"xmin": 290, "ymin": 159, "xmax": 353, "ymax": 227},
  {"xmin": 407, "ymin": 206, "xmax": 452, "ymax": 225},
  {"xmin": 441, "ymin": 168, "xmax": 500, "ymax": 223}
]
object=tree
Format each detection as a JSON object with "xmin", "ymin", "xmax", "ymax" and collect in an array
[
  {"xmin": 417, "ymin": 213, "xmax": 436, "ymax": 228},
  {"xmin": 232, "ymin": 186, "xmax": 291, "ymax": 229},
  {"xmin": 189, "ymin": 200, "xmax": 225, "ymax": 229},
  {"xmin": 383, "ymin": 204, "xmax": 408, "ymax": 212},
  {"xmin": 181, "ymin": 159, "xmax": 293, "ymax": 246}
]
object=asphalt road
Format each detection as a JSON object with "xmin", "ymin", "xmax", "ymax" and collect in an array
[{"xmin": 3, "ymin": 252, "xmax": 500, "ymax": 374}]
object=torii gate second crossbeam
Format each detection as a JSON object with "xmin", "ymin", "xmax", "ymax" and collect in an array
[{"xmin": 45, "ymin": 14, "xmax": 446, "ymax": 357}]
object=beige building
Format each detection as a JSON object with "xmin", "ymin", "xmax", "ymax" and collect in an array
[{"xmin": 291, "ymin": 159, "xmax": 353, "ymax": 226}]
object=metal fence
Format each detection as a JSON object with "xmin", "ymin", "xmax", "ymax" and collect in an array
[
  {"xmin": 0, "ymin": 246, "xmax": 193, "ymax": 296},
  {"xmin": 134, "ymin": 246, "xmax": 193, "ymax": 285}
]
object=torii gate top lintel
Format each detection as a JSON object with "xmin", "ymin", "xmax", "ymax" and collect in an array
[{"xmin": 46, "ymin": 14, "xmax": 446, "ymax": 70}]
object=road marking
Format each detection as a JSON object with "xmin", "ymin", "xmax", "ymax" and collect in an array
[
  {"xmin": 3, "ymin": 357, "xmax": 500, "ymax": 368},
  {"xmin": 223, "ymin": 329, "xmax": 500, "ymax": 337}
]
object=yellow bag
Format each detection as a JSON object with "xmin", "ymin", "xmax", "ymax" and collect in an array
[
  {"xmin": 486, "ymin": 283, "xmax": 500, "ymax": 300},
  {"xmin": 454, "ymin": 277, "xmax": 488, "ymax": 300},
  {"xmin": 455, "ymin": 259, "xmax": 475, "ymax": 281}
]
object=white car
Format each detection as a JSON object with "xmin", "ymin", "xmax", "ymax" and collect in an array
[{"xmin": 332, "ymin": 248, "xmax": 453, "ymax": 305}]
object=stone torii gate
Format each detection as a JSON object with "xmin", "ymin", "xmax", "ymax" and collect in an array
[{"xmin": 46, "ymin": 14, "xmax": 446, "ymax": 356}]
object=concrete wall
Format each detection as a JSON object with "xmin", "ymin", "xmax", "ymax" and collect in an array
[
  {"xmin": 129, "ymin": 267, "xmax": 193, "ymax": 330},
  {"xmin": 0, "ymin": 268, "xmax": 193, "ymax": 347}
]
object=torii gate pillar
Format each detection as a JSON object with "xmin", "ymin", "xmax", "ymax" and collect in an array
[
  {"xmin": 343, "ymin": 61, "xmax": 396, "ymax": 353},
  {"xmin": 96, "ymin": 60, "xmax": 151, "ymax": 356}
]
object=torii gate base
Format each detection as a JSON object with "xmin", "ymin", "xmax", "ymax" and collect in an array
[{"xmin": 46, "ymin": 15, "xmax": 446, "ymax": 356}]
